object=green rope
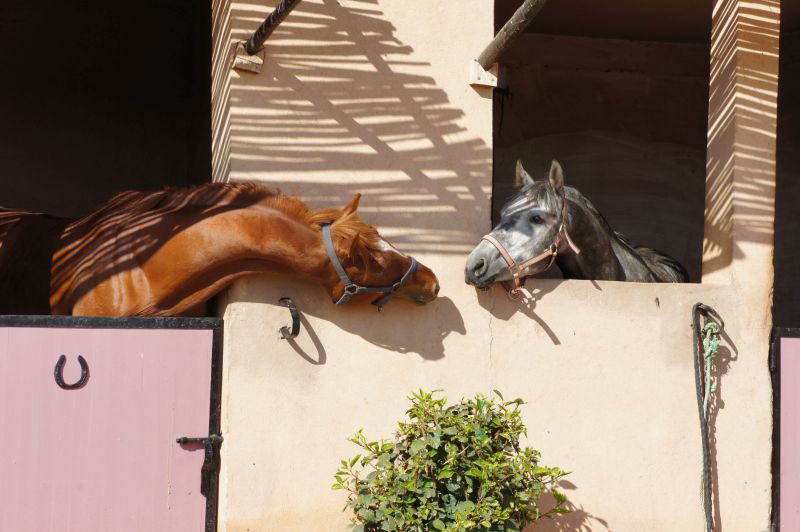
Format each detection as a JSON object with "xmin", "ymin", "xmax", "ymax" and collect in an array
[
  {"xmin": 701, "ymin": 322, "xmax": 721, "ymax": 424},
  {"xmin": 693, "ymin": 303, "xmax": 724, "ymax": 532},
  {"xmin": 701, "ymin": 322, "xmax": 721, "ymax": 532}
]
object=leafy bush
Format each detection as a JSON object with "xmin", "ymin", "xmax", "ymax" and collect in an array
[{"xmin": 333, "ymin": 390, "xmax": 569, "ymax": 531}]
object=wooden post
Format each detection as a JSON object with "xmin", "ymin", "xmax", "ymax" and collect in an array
[
  {"xmin": 244, "ymin": 0, "xmax": 303, "ymax": 56},
  {"xmin": 477, "ymin": 0, "xmax": 548, "ymax": 70}
]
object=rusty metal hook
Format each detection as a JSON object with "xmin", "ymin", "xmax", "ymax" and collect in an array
[{"xmin": 54, "ymin": 355, "xmax": 89, "ymax": 390}]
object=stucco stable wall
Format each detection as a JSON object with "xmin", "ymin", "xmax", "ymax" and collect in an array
[{"xmin": 211, "ymin": 0, "xmax": 778, "ymax": 530}]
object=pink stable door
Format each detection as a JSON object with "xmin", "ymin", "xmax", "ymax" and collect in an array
[
  {"xmin": 781, "ymin": 335, "xmax": 800, "ymax": 531},
  {"xmin": 0, "ymin": 318, "xmax": 221, "ymax": 532}
]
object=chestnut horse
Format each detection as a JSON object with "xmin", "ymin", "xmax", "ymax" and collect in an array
[{"xmin": 0, "ymin": 184, "xmax": 439, "ymax": 316}]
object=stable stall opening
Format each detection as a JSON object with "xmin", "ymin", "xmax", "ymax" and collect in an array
[
  {"xmin": 492, "ymin": 0, "xmax": 711, "ymax": 282},
  {"xmin": 773, "ymin": 4, "xmax": 800, "ymax": 328},
  {"xmin": 0, "ymin": 0, "xmax": 212, "ymax": 218}
]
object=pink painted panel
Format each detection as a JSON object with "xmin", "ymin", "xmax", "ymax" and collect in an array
[
  {"xmin": 0, "ymin": 326, "xmax": 214, "ymax": 532},
  {"xmin": 782, "ymin": 337, "xmax": 800, "ymax": 531}
]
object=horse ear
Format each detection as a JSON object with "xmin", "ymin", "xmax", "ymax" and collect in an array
[
  {"xmin": 515, "ymin": 160, "xmax": 535, "ymax": 188},
  {"xmin": 342, "ymin": 193, "xmax": 361, "ymax": 216},
  {"xmin": 548, "ymin": 160, "xmax": 565, "ymax": 191}
]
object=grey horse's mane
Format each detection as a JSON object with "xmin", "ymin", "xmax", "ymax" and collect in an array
[{"xmin": 513, "ymin": 181, "xmax": 688, "ymax": 282}]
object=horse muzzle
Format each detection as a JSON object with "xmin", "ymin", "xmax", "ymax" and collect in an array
[{"xmin": 464, "ymin": 245, "xmax": 502, "ymax": 289}]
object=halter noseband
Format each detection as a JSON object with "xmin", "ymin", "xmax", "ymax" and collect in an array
[
  {"xmin": 322, "ymin": 223, "xmax": 418, "ymax": 309},
  {"xmin": 481, "ymin": 195, "xmax": 580, "ymax": 296}
]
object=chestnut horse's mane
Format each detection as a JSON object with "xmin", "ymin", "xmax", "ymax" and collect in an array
[{"xmin": 73, "ymin": 181, "xmax": 383, "ymax": 254}]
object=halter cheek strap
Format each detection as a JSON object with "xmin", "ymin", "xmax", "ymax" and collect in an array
[
  {"xmin": 481, "ymin": 198, "xmax": 580, "ymax": 296},
  {"xmin": 322, "ymin": 224, "xmax": 418, "ymax": 309}
]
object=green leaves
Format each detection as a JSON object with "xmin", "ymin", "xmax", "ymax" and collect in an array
[
  {"xmin": 333, "ymin": 390, "xmax": 570, "ymax": 531},
  {"xmin": 410, "ymin": 439, "xmax": 427, "ymax": 456}
]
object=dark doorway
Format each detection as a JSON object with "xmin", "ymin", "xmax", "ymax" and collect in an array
[
  {"xmin": 773, "ymin": 3, "xmax": 800, "ymax": 327},
  {"xmin": 492, "ymin": 0, "xmax": 712, "ymax": 282},
  {"xmin": 0, "ymin": 0, "xmax": 212, "ymax": 218}
]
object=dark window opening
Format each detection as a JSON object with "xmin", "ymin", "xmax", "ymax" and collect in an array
[
  {"xmin": 774, "ymin": 4, "xmax": 800, "ymax": 327},
  {"xmin": 0, "ymin": 0, "xmax": 212, "ymax": 218},
  {"xmin": 492, "ymin": 0, "xmax": 712, "ymax": 282}
]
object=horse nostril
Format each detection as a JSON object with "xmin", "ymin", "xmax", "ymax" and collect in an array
[{"xmin": 472, "ymin": 258, "xmax": 487, "ymax": 276}]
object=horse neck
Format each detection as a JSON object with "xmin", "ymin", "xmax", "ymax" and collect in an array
[
  {"xmin": 53, "ymin": 202, "xmax": 339, "ymax": 315},
  {"xmin": 556, "ymin": 192, "xmax": 625, "ymax": 280},
  {"xmin": 201, "ymin": 205, "xmax": 336, "ymax": 283}
]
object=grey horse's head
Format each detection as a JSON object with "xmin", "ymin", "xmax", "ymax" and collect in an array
[{"xmin": 465, "ymin": 160, "xmax": 568, "ymax": 289}]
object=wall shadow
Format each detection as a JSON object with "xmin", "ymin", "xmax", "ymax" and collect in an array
[
  {"xmin": 703, "ymin": 0, "xmax": 780, "ymax": 277},
  {"xmin": 212, "ymin": 0, "xmax": 234, "ymax": 182},
  {"xmin": 475, "ymin": 281, "xmax": 562, "ymax": 345},
  {"xmin": 528, "ymin": 480, "xmax": 612, "ymax": 532},
  {"xmin": 242, "ymin": 286, "xmax": 466, "ymax": 360},
  {"xmin": 223, "ymin": 0, "xmax": 492, "ymax": 255},
  {"xmin": 284, "ymin": 312, "xmax": 328, "ymax": 365}
]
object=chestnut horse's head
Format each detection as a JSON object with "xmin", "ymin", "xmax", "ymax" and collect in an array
[{"xmin": 320, "ymin": 194, "xmax": 439, "ymax": 307}]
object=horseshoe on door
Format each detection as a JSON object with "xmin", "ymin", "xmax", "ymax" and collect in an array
[{"xmin": 54, "ymin": 355, "xmax": 90, "ymax": 390}]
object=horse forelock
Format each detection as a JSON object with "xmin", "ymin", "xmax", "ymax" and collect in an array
[
  {"xmin": 501, "ymin": 181, "xmax": 560, "ymax": 219},
  {"xmin": 327, "ymin": 213, "xmax": 383, "ymax": 261}
]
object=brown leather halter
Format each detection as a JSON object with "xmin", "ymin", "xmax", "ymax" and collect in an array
[{"xmin": 481, "ymin": 196, "xmax": 580, "ymax": 296}]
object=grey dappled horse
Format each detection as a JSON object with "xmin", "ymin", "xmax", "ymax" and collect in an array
[{"xmin": 465, "ymin": 160, "xmax": 688, "ymax": 290}]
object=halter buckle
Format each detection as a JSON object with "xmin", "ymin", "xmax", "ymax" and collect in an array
[{"xmin": 344, "ymin": 284, "xmax": 359, "ymax": 295}]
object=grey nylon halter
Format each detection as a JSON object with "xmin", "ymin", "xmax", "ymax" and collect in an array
[{"xmin": 322, "ymin": 223, "xmax": 418, "ymax": 309}]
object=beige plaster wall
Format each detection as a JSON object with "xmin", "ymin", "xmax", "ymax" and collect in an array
[{"xmin": 211, "ymin": 0, "xmax": 779, "ymax": 530}]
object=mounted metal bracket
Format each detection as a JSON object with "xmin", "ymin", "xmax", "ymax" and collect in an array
[
  {"xmin": 278, "ymin": 297, "xmax": 301, "ymax": 339},
  {"xmin": 469, "ymin": 60, "xmax": 499, "ymax": 88},
  {"xmin": 176, "ymin": 434, "xmax": 224, "ymax": 496},
  {"xmin": 233, "ymin": 0, "xmax": 303, "ymax": 73}
]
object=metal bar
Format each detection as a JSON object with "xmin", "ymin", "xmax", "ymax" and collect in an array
[
  {"xmin": 244, "ymin": 0, "xmax": 303, "ymax": 55},
  {"xmin": 477, "ymin": 0, "xmax": 548, "ymax": 70}
]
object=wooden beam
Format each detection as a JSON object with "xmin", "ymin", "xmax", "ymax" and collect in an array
[{"xmin": 477, "ymin": 0, "xmax": 548, "ymax": 70}]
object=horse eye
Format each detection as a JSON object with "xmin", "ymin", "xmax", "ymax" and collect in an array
[{"xmin": 529, "ymin": 215, "xmax": 543, "ymax": 224}]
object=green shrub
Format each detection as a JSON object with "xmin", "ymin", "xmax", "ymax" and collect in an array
[{"xmin": 333, "ymin": 390, "xmax": 569, "ymax": 531}]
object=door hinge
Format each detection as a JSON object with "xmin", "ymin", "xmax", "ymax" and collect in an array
[{"xmin": 176, "ymin": 434, "xmax": 223, "ymax": 496}]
